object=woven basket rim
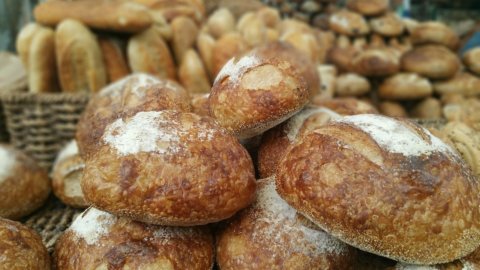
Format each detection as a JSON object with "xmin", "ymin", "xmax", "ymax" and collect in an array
[{"xmin": 0, "ymin": 92, "xmax": 90, "ymax": 104}]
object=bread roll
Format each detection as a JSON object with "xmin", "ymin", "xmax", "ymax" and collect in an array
[
  {"xmin": 216, "ymin": 177, "xmax": 357, "ymax": 269},
  {"xmin": 279, "ymin": 19, "xmax": 311, "ymax": 37},
  {"xmin": 28, "ymin": 27, "xmax": 59, "ymax": 93},
  {"xmin": 16, "ymin": 23, "xmax": 42, "ymax": 69},
  {"xmin": 258, "ymin": 107, "xmax": 340, "ymax": 178},
  {"xmin": 56, "ymin": 19, "xmax": 107, "ymax": 93},
  {"xmin": 281, "ymin": 31, "xmax": 321, "ymax": 64},
  {"xmin": 209, "ymin": 42, "xmax": 311, "ymax": 139},
  {"xmin": 378, "ymin": 101, "xmax": 408, "ymax": 117},
  {"xmin": 0, "ymin": 145, "xmax": 50, "ymax": 220},
  {"xmin": 402, "ymin": 18, "xmax": 419, "ymax": 33},
  {"xmin": 191, "ymin": 93, "xmax": 210, "ymax": 117},
  {"xmin": 196, "ymin": 32, "xmax": 215, "ymax": 80},
  {"xmin": 312, "ymin": 97, "xmax": 379, "ymax": 115},
  {"xmin": 240, "ymin": 16, "xmax": 268, "ymax": 48},
  {"xmin": 335, "ymin": 73, "xmax": 370, "ymax": 96},
  {"xmin": 206, "ymin": 7, "xmax": 235, "ymax": 39},
  {"xmin": 82, "ymin": 111, "xmax": 256, "ymax": 225},
  {"xmin": 98, "ymin": 37, "xmax": 130, "ymax": 82},
  {"xmin": 52, "ymin": 140, "xmax": 88, "ymax": 208},
  {"xmin": 401, "ymin": 45, "xmax": 460, "ymax": 80},
  {"xmin": 171, "ymin": 16, "xmax": 199, "ymax": 63},
  {"xmin": 277, "ymin": 114, "xmax": 480, "ymax": 264},
  {"xmin": 0, "ymin": 218, "xmax": 50, "ymax": 269},
  {"xmin": 148, "ymin": 0, "xmax": 206, "ymax": 24},
  {"xmin": 443, "ymin": 98, "xmax": 480, "ymax": 131},
  {"xmin": 329, "ymin": 10, "xmax": 370, "ymax": 36},
  {"xmin": 433, "ymin": 72, "xmax": 480, "ymax": 97},
  {"xmin": 369, "ymin": 13, "xmax": 405, "ymax": 37},
  {"xmin": 411, "ymin": 21, "xmax": 459, "ymax": 50},
  {"xmin": 327, "ymin": 47, "xmax": 358, "ymax": 73},
  {"xmin": 463, "ymin": 47, "xmax": 480, "ymax": 76},
  {"xmin": 443, "ymin": 122, "xmax": 480, "ymax": 179},
  {"xmin": 256, "ymin": 7, "xmax": 281, "ymax": 28},
  {"xmin": 76, "ymin": 74, "xmax": 191, "ymax": 158},
  {"xmin": 316, "ymin": 65, "xmax": 337, "ymax": 99},
  {"xmin": 410, "ymin": 97, "xmax": 442, "ymax": 119},
  {"xmin": 346, "ymin": 0, "xmax": 388, "ymax": 16},
  {"xmin": 55, "ymin": 207, "xmax": 214, "ymax": 269},
  {"xmin": 128, "ymin": 27, "xmax": 176, "ymax": 80},
  {"xmin": 352, "ymin": 48, "xmax": 400, "ymax": 77},
  {"xmin": 34, "ymin": 0, "xmax": 152, "ymax": 33},
  {"xmin": 212, "ymin": 33, "xmax": 248, "ymax": 78},
  {"xmin": 379, "ymin": 73, "xmax": 432, "ymax": 100},
  {"xmin": 178, "ymin": 49, "xmax": 211, "ymax": 94}
]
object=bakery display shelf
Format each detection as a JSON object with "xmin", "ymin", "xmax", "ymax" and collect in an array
[{"xmin": 0, "ymin": 92, "xmax": 89, "ymax": 170}]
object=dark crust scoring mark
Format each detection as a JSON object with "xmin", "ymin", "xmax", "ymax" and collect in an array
[
  {"xmin": 276, "ymin": 121, "xmax": 480, "ymax": 264},
  {"xmin": 82, "ymin": 111, "xmax": 256, "ymax": 226}
]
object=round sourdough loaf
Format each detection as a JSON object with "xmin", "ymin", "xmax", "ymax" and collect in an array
[
  {"xmin": 401, "ymin": 45, "xmax": 460, "ymax": 80},
  {"xmin": 55, "ymin": 207, "xmax": 214, "ymax": 269},
  {"xmin": 82, "ymin": 110, "xmax": 256, "ymax": 226},
  {"xmin": 411, "ymin": 22, "xmax": 459, "ymax": 50},
  {"xmin": 276, "ymin": 114, "xmax": 480, "ymax": 264}
]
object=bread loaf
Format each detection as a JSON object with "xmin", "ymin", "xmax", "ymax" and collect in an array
[
  {"xmin": 378, "ymin": 73, "xmax": 432, "ymax": 100},
  {"xmin": 98, "ymin": 37, "xmax": 130, "ymax": 82},
  {"xmin": 312, "ymin": 97, "xmax": 379, "ymax": 115},
  {"xmin": 411, "ymin": 21, "xmax": 459, "ymax": 50},
  {"xmin": 401, "ymin": 45, "xmax": 460, "ymax": 80},
  {"xmin": 433, "ymin": 72, "xmax": 480, "ymax": 97},
  {"xmin": 369, "ymin": 13, "xmax": 405, "ymax": 37},
  {"xmin": 335, "ymin": 73, "xmax": 371, "ymax": 96},
  {"xmin": 346, "ymin": 0, "xmax": 389, "ymax": 16},
  {"xmin": 329, "ymin": 9, "xmax": 370, "ymax": 36},
  {"xmin": 196, "ymin": 32, "xmax": 215, "ymax": 79},
  {"xmin": 178, "ymin": 49, "xmax": 211, "ymax": 94},
  {"xmin": 378, "ymin": 101, "xmax": 408, "ymax": 117},
  {"xmin": 212, "ymin": 33, "xmax": 248, "ymax": 78},
  {"xmin": 352, "ymin": 48, "xmax": 400, "ymax": 77},
  {"xmin": 171, "ymin": 16, "xmax": 199, "ymax": 63},
  {"xmin": 463, "ymin": 47, "xmax": 480, "ymax": 76},
  {"xmin": 206, "ymin": 7, "xmax": 235, "ymax": 39},
  {"xmin": 411, "ymin": 97, "xmax": 442, "ymax": 119}
]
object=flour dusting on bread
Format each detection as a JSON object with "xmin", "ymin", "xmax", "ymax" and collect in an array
[
  {"xmin": 214, "ymin": 54, "xmax": 260, "ymax": 85},
  {"xmin": 70, "ymin": 207, "xmax": 115, "ymax": 245}
]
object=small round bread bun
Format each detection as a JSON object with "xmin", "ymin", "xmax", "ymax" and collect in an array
[
  {"xmin": 52, "ymin": 140, "xmax": 88, "ymax": 208},
  {"xmin": 327, "ymin": 46, "xmax": 358, "ymax": 73},
  {"xmin": 0, "ymin": 145, "xmax": 50, "ymax": 220},
  {"xmin": 316, "ymin": 65, "xmax": 337, "ymax": 99},
  {"xmin": 191, "ymin": 93, "xmax": 210, "ymax": 117},
  {"xmin": 0, "ymin": 218, "xmax": 50, "ymax": 269},
  {"xmin": 76, "ymin": 73, "xmax": 191, "ymax": 159},
  {"xmin": 378, "ymin": 73, "xmax": 433, "ymax": 100},
  {"xmin": 329, "ymin": 10, "xmax": 370, "ymax": 36},
  {"xmin": 335, "ymin": 73, "xmax": 371, "ymax": 97},
  {"xmin": 258, "ymin": 107, "xmax": 341, "ymax": 178},
  {"xmin": 401, "ymin": 45, "xmax": 460, "ymax": 80},
  {"xmin": 378, "ymin": 101, "xmax": 408, "ymax": 118},
  {"xmin": 346, "ymin": 0, "xmax": 389, "ymax": 16},
  {"xmin": 411, "ymin": 97, "xmax": 442, "ymax": 119},
  {"xmin": 369, "ymin": 13, "xmax": 405, "ymax": 37},
  {"xmin": 352, "ymin": 48, "xmax": 400, "ymax": 77},
  {"xmin": 82, "ymin": 110, "xmax": 256, "ymax": 226},
  {"xmin": 312, "ymin": 97, "xmax": 379, "ymax": 115},
  {"xmin": 209, "ymin": 42, "xmax": 311, "ymax": 139},
  {"xmin": 433, "ymin": 72, "xmax": 480, "ymax": 97},
  {"xmin": 216, "ymin": 177, "xmax": 357, "ymax": 270},
  {"xmin": 55, "ymin": 207, "xmax": 214, "ymax": 269},
  {"xmin": 276, "ymin": 114, "xmax": 480, "ymax": 264},
  {"xmin": 463, "ymin": 47, "xmax": 480, "ymax": 75},
  {"xmin": 411, "ymin": 21, "xmax": 459, "ymax": 50}
]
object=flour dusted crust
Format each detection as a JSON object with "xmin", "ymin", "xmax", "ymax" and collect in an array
[
  {"xmin": 311, "ymin": 97, "xmax": 379, "ymax": 115},
  {"xmin": 55, "ymin": 207, "xmax": 214, "ymax": 269},
  {"xmin": 82, "ymin": 110, "xmax": 256, "ymax": 226},
  {"xmin": 329, "ymin": 10, "xmax": 370, "ymax": 36},
  {"xmin": 209, "ymin": 42, "xmax": 311, "ymax": 139},
  {"xmin": 379, "ymin": 73, "xmax": 433, "ymax": 100},
  {"xmin": 0, "ymin": 145, "xmax": 50, "ymax": 220},
  {"xmin": 276, "ymin": 114, "xmax": 480, "ymax": 264},
  {"xmin": 463, "ymin": 48, "xmax": 480, "ymax": 76},
  {"xmin": 346, "ymin": 0, "xmax": 389, "ymax": 16},
  {"xmin": 76, "ymin": 73, "xmax": 191, "ymax": 159},
  {"xmin": 401, "ymin": 45, "xmax": 460, "ymax": 80},
  {"xmin": 0, "ymin": 218, "xmax": 50, "ymax": 270},
  {"xmin": 258, "ymin": 107, "xmax": 341, "ymax": 178},
  {"xmin": 216, "ymin": 177, "xmax": 357, "ymax": 270},
  {"xmin": 411, "ymin": 22, "xmax": 459, "ymax": 50}
]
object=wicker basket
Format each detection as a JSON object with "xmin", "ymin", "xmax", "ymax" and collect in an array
[{"xmin": 1, "ymin": 93, "xmax": 89, "ymax": 170}]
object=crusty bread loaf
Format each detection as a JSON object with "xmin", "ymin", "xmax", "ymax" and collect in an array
[
  {"xmin": 211, "ymin": 32, "xmax": 248, "ymax": 78},
  {"xmin": 171, "ymin": 16, "xmax": 199, "ymax": 64},
  {"xmin": 369, "ymin": 13, "xmax": 405, "ymax": 37},
  {"xmin": 411, "ymin": 21, "xmax": 459, "ymax": 50},
  {"xmin": 82, "ymin": 111, "xmax": 256, "ymax": 225},
  {"xmin": 196, "ymin": 32, "xmax": 215, "ymax": 80},
  {"xmin": 393, "ymin": 245, "xmax": 480, "ymax": 269},
  {"xmin": 463, "ymin": 47, "xmax": 480, "ymax": 76},
  {"xmin": 127, "ymin": 27, "xmax": 177, "ymax": 80},
  {"xmin": 329, "ymin": 9, "xmax": 370, "ymax": 36},
  {"xmin": 56, "ymin": 19, "xmax": 107, "ymax": 93},
  {"xmin": 281, "ymin": 31, "xmax": 321, "ymax": 64},
  {"xmin": 76, "ymin": 74, "xmax": 191, "ymax": 159},
  {"xmin": 346, "ymin": 0, "xmax": 389, "ymax": 16},
  {"xmin": 379, "ymin": 73, "xmax": 432, "ymax": 100},
  {"xmin": 378, "ymin": 101, "xmax": 408, "ymax": 117},
  {"xmin": 178, "ymin": 49, "xmax": 211, "ymax": 94},
  {"xmin": 0, "ymin": 145, "xmax": 50, "ymax": 220},
  {"xmin": 206, "ymin": 7, "xmax": 235, "ymax": 39},
  {"xmin": 216, "ymin": 177, "xmax": 357, "ymax": 269},
  {"xmin": 98, "ymin": 37, "xmax": 130, "ymax": 82},
  {"xmin": 209, "ymin": 42, "xmax": 311, "ymax": 139},
  {"xmin": 401, "ymin": 45, "xmax": 460, "ymax": 80},
  {"xmin": 276, "ymin": 114, "xmax": 480, "ymax": 264},
  {"xmin": 16, "ymin": 23, "xmax": 42, "ymax": 69},
  {"xmin": 410, "ymin": 97, "xmax": 442, "ymax": 119},
  {"xmin": 352, "ymin": 48, "xmax": 400, "ymax": 77},
  {"xmin": 55, "ymin": 207, "xmax": 214, "ymax": 269},
  {"xmin": 34, "ymin": 0, "xmax": 152, "ymax": 33},
  {"xmin": 433, "ymin": 72, "xmax": 480, "ymax": 97},
  {"xmin": 0, "ymin": 218, "xmax": 50, "ymax": 270},
  {"xmin": 239, "ymin": 15, "xmax": 268, "ymax": 48},
  {"xmin": 335, "ymin": 73, "xmax": 371, "ymax": 96}
]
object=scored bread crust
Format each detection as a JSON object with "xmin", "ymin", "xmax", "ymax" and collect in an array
[
  {"xmin": 401, "ymin": 45, "xmax": 460, "ymax": 80},
  {"xmin": 76, "ymin": 74, "xmax": 191, "ymax": 159},
  {"xmin": 82, "ymin": 111, "xmax": 256, "ymax": 226},
  {"xmin": 55, "ymin": 207, "xmax": 214, "ymax": 269},
  {"xmin": 276, "ymin": 115, "xmax": 480, "ymax": 264},
  {"xmin": 209, "ymin": 42, "xmax": 311, "ymax": 139}
]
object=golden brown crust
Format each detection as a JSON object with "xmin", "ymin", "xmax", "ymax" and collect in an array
[
  {"xmin": 211, "ymin": 32, "xmax": 248, "ymax": 78},
  {"xmin": 463, "ymin": 47, "xmax": 480, "ymax": 76},
  {"xmin": 379, "ymin": 73, "xmax": 433, "ymax": 100},
  {"xmin": 16, "ymin": 23, "xmax": 43, "ymax": 69},
  {"xmin": 335, "ymin": 73, "xmax": 371, "ymax": 97},
  {"xmin": 401, "ymin": 45, "xmax": 460, "ymax": 80},
  {"xmin": 411, "ymin": 22, "xmax": 459, "ymax": 50},
  {"xmin": 55, "ymin": 207, "xmax": 214, "ymax": 270},
  {"xmin": 0, "ymin": 218, "xmax": 50, "ymax": 270},
  {"xmin": 191, "ymin": 93, "xmax": 211, "ymax": 117},
  {"xmin": 127, "ymin": 27, "xmax": 177, "ymax": 80},
  {"xmin": 276, "ymin": 115, "xmax": 480, "ymax": 264},
  {"xmin": 34, "ymin": 0, "xmax": 152, "ymax": 33},
  {"xmin": 178, "ymin": 49, "xmax": 211, "ymax": 94},
  {"xmin": 171, "ymin": 16, "xmax": 199, "ymax": 63},
  {"xmin": 76, "ymin": 74, "xmax": 191, "ymax": 159},
  {"xmin": 411, "ymin": 97, "xmax": 442, "ymax": 119},
  {"xmin": 327, "ymin": 46, "xmax": 358, "ymax": 73},
  {"xmin": 209, "ymin": 42, "xmax": 311, "ymax": 139},
  {"xmin": 0, "ymin": 145, "xmax": 50, "ymax": 220},
  {"xmin": 329, "ymin": 10, "xmax": 370, "ymax": 36},
  {"xmin": 207, "ymin": 7, "xmax": 235, "ymax": 39},
  {"xmin": 28, "ymin": 27, "xmax": 59, "ymax": 93},
  {"xmin": 55, "ymin": 19, "xmax": 107, "ymax": 93},
  {"xmin": 216, "ymin": 177, "xmax": 357, "ymax": 270},
  {"xmin": 346, "ymin": 0, "xmax": 389, "ymax": 16},
  {"xmin": 98, "ymin": 37, "xmax": 130, "ymax": 83},
  {"xmin": 369, "ymin": 13, "xmax": 405, "ymax": 37},
  {"xmin": 82, "ymin": 111, "xmax": 256, "ymax": 226},
  {"xmin": 196, "ymin": 32, "xmax": 215, "ymax": 79},
  {"xmin": 378, "ymin": 101, "xmax": 408, "ymax": 118},
  {"xmin": 352, "ymin": 48, "xmax": 400, "ymax": 77},
  {"xmin": 311, "ymin": 97, "xmax": 379, "ymax": 115},
  {"xmin": 433, "ymin": 72, "xmax": 480, "ymax": 97}
]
